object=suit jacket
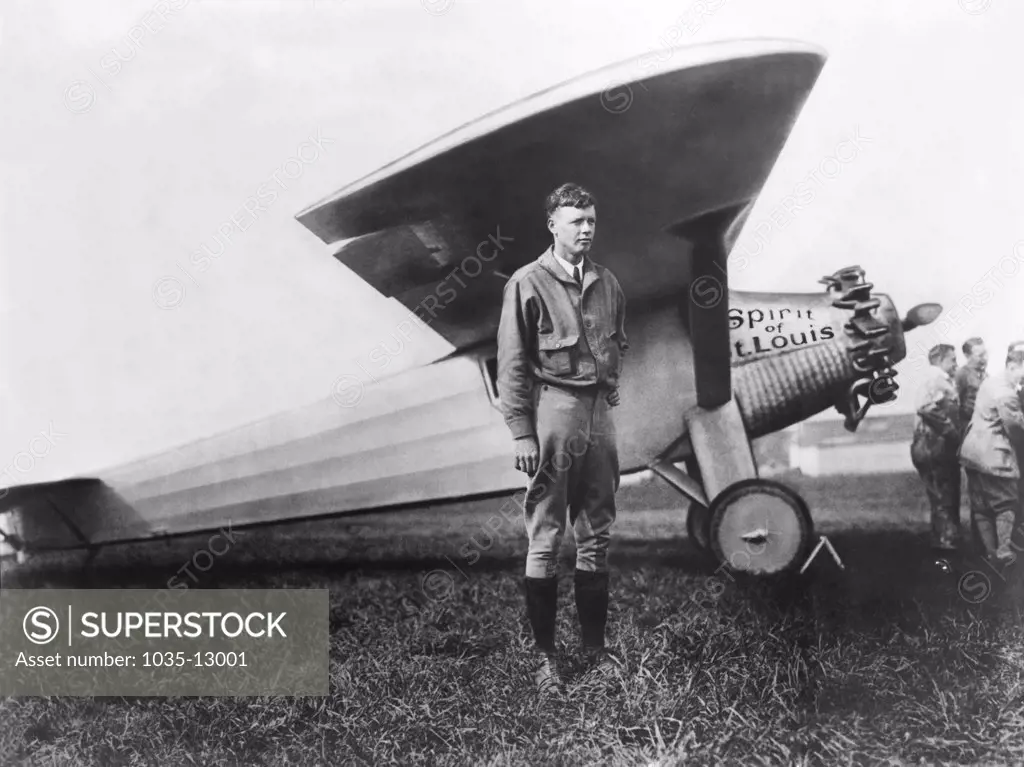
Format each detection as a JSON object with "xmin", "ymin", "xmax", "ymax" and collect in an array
[
  {"xmin": 959, "ymin": 370, "xmax": 1024, "ymax": 478},
  {"xmin": 497, "ymin": 247, "xmax": 628, "ymax": 439}
]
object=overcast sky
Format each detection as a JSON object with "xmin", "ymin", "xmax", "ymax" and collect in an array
[{"xmin": 2, "ymin": 0, "xmax": 1022, "ymax": 484}]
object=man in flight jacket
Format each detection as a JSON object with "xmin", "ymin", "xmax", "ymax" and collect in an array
[{"xmin": 497, "ymin": 183, "xmax": 628, "ymax": 695}]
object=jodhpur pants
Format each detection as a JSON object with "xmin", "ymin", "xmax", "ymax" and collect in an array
[
  {"xmin": 965, "ymin": 469, "xmax": 1019, "ymax": 558},
  {"xmin": 523, "ymin": 383, "xmax": 618, "ymax": 579},
  {"xmin": 912, "ymin": 459, "xmax": 961, "ymax": 549}
]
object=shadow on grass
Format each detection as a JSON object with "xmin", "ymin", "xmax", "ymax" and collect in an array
[{"xmin": 6, "ymin": 525, "xmax": 1019, "ymax": 619}]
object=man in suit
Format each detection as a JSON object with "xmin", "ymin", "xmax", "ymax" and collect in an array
[
  {"xmin": 497, "ymin": 182, "xmax": 628, "ymax": 694},
  {"xmin": 910, "ymin": 344, "xmax": 962, "ymax": 552},
  {"xmin": 959, "ymin": 342, "xmax": 1024, "ymax": 565}
]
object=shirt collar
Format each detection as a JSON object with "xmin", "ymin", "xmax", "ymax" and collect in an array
[{"xmin": 551, "ymin": 248, "xmax": 585, "ymax": 280}]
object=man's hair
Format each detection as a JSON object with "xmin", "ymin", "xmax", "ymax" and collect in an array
[
  {"xmin": 962, "ymin": 337, "xmax": 985, "ymax": 356},
  {"xmin": 1006, "ymin": 341, "xmax": 1024, "ymax": 366},
  {"xmin": 544, "ymin": 183, "xmax": 596, "ymax": 219},
  {"xmin": 928, "ymin": 343, "xmax": 955, "ymax": 366}
]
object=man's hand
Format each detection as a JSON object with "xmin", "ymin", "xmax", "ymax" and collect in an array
[
  {"xmin": 514, "ymin": 435, "xmax": 539, "ymax": 476},
  {"xmin": 606, "ymin": 388, "xmax": 621, "ymax": 407}
]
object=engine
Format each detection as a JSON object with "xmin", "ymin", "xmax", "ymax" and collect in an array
[{"xmin": 730, "ymin": 266, "xmax": 907, "ymax": 438}]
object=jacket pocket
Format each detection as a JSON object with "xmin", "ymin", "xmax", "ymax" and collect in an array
[{"xmin": 538, "ymin": 333, "xmax": 577, "ymax": 376}]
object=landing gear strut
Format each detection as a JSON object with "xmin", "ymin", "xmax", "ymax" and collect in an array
[
  {"xmin": 654, "ymin": 405, "xmax": 815, "ymax": 576},
  {"xmin": 682, "ymin": 456, "xmax": 711, "ymax": 554},
  {"xmin": 686, "ymin": 503, "xmax": 711, "ymax": 553}
]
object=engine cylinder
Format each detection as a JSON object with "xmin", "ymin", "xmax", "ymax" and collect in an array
[{"xmin": 732, "ymin": 340, "xmax": 855, "ymax": 439}]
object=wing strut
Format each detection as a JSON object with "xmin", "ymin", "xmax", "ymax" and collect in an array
[{"xmin": 674, "ymin": 202, "xmax": 751, "ymax": 408}]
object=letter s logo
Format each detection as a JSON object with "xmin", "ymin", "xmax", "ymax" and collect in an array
[
  {"xmin": 958, "ymin": 571, "xmax": 991, "ymax": 604},
  {"xmin": 689, "ymin": 276, "xmax": 723, "ymax": 310},
  {"xmin": 23, "ymin": 606, "xmax": 60, "ymax": 645}
]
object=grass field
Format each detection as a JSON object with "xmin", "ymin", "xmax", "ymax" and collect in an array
[{"xmin": 3, "ymin": 471, "xmax": 1024, "ymax": 766}]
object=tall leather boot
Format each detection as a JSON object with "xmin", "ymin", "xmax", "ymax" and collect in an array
[
  {"xmin": 574, "ymin": 569, "xmax": 609, "ymax": 652},
  {"xmin": 524, "ymin": 576, "xmax": 561, "ymax": 693},
  {"xmin": 575, "ymin": 569, "xmax": 621, "ymax": 679},
  {"xmin": 524, "ymin": 576, "xmax": 558, "ymax": 652}
]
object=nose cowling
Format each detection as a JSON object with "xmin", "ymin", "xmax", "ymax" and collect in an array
[{"xmin": 729, "ymin": 267, "xmax": 923, "ymax": 436}]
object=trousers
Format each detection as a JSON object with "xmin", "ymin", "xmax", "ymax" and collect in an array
[
  {"xmin": 523, "ymin": 383, "xmax": 618, "ymax": 579},
  {"xmin": 965, "ymin": 469, "xmax": 1019, "ymax": 558},
  {"xmin": 912, "ymin": 459, "xmax": 961, "ymax": 549}
]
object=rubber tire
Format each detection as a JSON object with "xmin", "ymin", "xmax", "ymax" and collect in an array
[{"xmin": 709, "ymin": 479, "xmax": 813, "ymax": 576}]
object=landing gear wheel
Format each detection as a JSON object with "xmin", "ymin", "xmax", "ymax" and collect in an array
[
  {"xmin": 709, "ymin": 479, "xmax": 813, "ymax": 576},
  {"xmin": 686, "ymin": 504, "xmax": 711, "ymax": 552}
]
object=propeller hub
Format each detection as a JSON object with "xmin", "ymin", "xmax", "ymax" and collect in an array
[{"xmin": 902, "ymin": 302, "xmax": 943, "ymax": 332}]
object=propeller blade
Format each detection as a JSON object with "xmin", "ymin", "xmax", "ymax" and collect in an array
[{"xmin": 902, "ymin": 302, "xmax": 943, "ymax": 332}]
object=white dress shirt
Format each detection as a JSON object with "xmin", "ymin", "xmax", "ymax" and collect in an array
[{"xmin": 552, "ymin": 250, "xmax": 585, "ymax": 282}]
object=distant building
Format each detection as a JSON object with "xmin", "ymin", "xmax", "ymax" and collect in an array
[
  {"xmin": 752, "ymin": 429, "xmax": 794, "ymax": 477},
  {"xmin": 621, "ymin": 412, "xmax": 913, "ymax": 486},
  {"xmin": 789, "ymin": 412, "xmax": 915, "ymax": 476}
]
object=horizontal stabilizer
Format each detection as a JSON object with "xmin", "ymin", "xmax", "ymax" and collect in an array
[{"xmin": 0, "ymin": 479, "xmax": 148, "ymax": 551}]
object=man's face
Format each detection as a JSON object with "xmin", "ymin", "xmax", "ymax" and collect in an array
[
  {"xmin": 548, "ymin": 205, "xmax": 596, "ymax": 258},
  {"xmin": 939, "ymin": 351, "xmax": 958, "ymax": 378},
  {"xmin": 1007, "ymin": 360, "xmax": 1024, "ymax": 387},
  {"xmin": 969, "ymin": 343, "xmax": 988, "ymax": 370}
]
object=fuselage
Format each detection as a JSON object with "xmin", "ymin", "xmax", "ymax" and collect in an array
[{"xmin": 4, "ymin": 284, "xmax": 906, "ymax": 551}]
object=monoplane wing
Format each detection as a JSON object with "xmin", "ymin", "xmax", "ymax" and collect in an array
[{"xmin": 297, "ymin": 39, "xmax": 826, "ymax": 354}]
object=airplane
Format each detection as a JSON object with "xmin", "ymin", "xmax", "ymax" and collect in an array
[{"xmin": 0, "ymin": 39, "xmax": 942, "ymax": 577}]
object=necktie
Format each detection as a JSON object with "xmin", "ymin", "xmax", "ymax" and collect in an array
[{"xmin": 573, "ymin": 265, "xmax": 582, "ymax": 286}]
